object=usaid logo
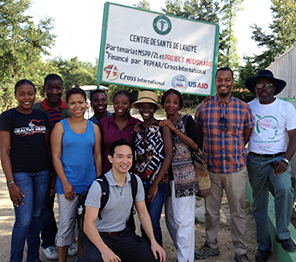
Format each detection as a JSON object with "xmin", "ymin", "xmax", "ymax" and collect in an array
[{"xmin": 172, "ymin": 75, "xmax": 188, "ymax": 91}]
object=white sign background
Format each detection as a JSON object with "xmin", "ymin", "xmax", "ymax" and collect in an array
[{"xmin": 98, "ymin": 3, "xmax": 219, "ymax": 95}]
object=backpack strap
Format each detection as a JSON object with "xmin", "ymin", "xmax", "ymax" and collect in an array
[
  {"xmin": 127, "ymin": 172, "xmax": 137, "ymax": 231},
  {"xmin": 130, "ymin": 172, "xmax": 137, "ymax": 204},
  {"xmin": 95, "ymin": 174, "xmax": 110, "ymax": 220},
  {"xmin": 95, "ymin": 173, "xmax": 137, "ymax": 221}
]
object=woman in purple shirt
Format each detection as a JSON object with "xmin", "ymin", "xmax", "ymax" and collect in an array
[{"xmin": 100, "ymin": 91, "xmax": 140, "ymax": 174}]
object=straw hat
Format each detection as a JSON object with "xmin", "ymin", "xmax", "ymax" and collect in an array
[{"xmin": 132, "ymin": 90, "xmax": 162, "ymax": 109}]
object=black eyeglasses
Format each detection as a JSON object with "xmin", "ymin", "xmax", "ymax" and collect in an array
[
  {"xmin": 255, "ymin": 83, "xmax": 274, "ymax": 90},
  {"xmin": 219, "ymin": 117, "xmax": 229, "ymax": 133}
]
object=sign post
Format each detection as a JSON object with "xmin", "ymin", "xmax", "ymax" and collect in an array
[{"xmin": 97, "ymin": 2, "xmax": 219, "ymax": 96}]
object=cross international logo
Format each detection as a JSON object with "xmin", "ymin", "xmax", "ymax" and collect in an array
[
  {"xmin": 153, "ymin": 15, "xmax": 172, "ymax": 35},
  {"xmin": 103, "ymin": 65, "xmax": 120, "ymax": 80}
]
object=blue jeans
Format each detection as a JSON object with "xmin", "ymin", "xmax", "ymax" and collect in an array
[
  {"xmin": 10, "ymin": 169, "xmax": 51, "ymax": 262},
  {"xmin": 247, "ymin": 153, "xmax": 294, "ymax": 251},
  {"xmin": 41, "ymin": 179, "xmax": 57, "ymax": 249},
  {"xmin": 142, "ymin": 183, "xmax": 168, "ymax": 246}
]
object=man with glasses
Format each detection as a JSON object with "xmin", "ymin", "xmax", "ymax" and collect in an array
[
  {"xmin": 194, "ymin": 67, "xmax": 254, "ymax": 262},
  {"xmin": 245, "ymin": 70, "xmax": 296, "ymax": 262}
]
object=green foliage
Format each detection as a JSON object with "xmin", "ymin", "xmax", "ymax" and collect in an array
[
  {"xmin": 49, "ymin": 57, "xmax": 97, "ymax": 93},
  {"xmin": 133, "ymin": 0, "xmax": 151, "ymax": 10},
  {"xmin": 250, "ymin": 0, "xmax": 296, "ymax": 69},
  {"xmin": 0, "ymin": 0, "xmax": 56, "ymax": 112},
  {"xmin": 218, "ymin": 0, "xmax": 243, "ymax": 70},
  {"xmin": 163, "ymin": 0, "xmax": 220, "ymax": 22},
  {"xmin": 161, "ymin": 0, "xmax": 243, "ymax": 70},
  {"xmin": 237, "ymin": 0, "xmax": 296, "ymax": 98},
  {"xmin": 231, "ymin": 56, "xmax": 256, "ymax": 102}
]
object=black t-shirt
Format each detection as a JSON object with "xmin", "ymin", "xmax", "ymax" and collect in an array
[{"xmin": 0, "ymin": 108, "xmax": 50, "ymax": 173}]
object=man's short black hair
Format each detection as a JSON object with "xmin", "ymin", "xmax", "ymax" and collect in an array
[
  {"xmin": 215, "ymin": 67, "xmax": 233, "ymax": 78},
  {"xmin": 90, "ymin": 89, "xmax": 107, "ymax": 103},
  {"xmin": 44, "ymin": 74, "xmax": 63, "ymax": 86},
  {"xmin": 161, "ymin": 88, "xmax": 183, "ymax": 109},
  {"xmin": 108, "ymin": 139, "xmax": 133, "ymax": 157},
  {"xmin": 66, "ymin": 87, "xmax": 86, "ymax": 102}
]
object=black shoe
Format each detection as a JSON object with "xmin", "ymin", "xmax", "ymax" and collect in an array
[
  {"xmin": 194, "ymin": 244, "xmax": 220, "ymax": 259},
  {"xmin": 255, "ymin": 250, "xmax": 271, "ymax": 262},
  {"xmin": 276, "ymin": 236, "xmax": 296, "ymax": 252},
  {"xmin": 234, "ymin": 254, "xmax": 251, "ymax": 262}
]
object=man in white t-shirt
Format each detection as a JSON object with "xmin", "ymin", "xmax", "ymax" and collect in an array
[{"xmin": 245, "ymin": 70, "xmax": 296, "ymax": 262}]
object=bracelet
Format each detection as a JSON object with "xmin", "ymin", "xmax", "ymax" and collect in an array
[
  {"xmin": 282, "ymin": 158, "xmax": 290, "ymax": 165},
  {"xmin": 7, "ymin": 180, "xmax": 15, "ymax": 185}
]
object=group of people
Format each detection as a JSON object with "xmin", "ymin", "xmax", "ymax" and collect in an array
[
  {"xmin": 0, "ymin": 67, "xmax": 295, "ymax": 262},
  {"xmin": 194, "ymin": 67, "xmax": 296, "ymax": 262}
]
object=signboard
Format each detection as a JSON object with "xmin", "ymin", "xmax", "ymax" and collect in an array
[{"xmin": 97, "ymin": 2, "xmax": 219, "ymax": 95}]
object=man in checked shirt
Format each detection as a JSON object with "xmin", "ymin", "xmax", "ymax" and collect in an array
[{"xmin": 194, "ymin": 67, "xmax": 254, "ymax": 262}]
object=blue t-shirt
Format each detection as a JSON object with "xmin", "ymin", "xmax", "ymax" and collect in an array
[{"xmin": 56, "ymin": 119, "xmax": 97, "ymax": 194}]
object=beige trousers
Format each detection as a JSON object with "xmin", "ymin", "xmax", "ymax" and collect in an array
[{"xmin": 205, "ymin": 167, "xmax": 248, "ymax": 256}]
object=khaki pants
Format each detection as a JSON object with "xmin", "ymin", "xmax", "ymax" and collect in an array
[{"xmin": 205, "ymin": 167, "xmax": 248, "ymax": 256}]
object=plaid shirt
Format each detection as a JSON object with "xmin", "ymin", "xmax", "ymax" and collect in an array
[{"xmin": 195, "ymin": 96, "xmax": 254, "ymax": 174}]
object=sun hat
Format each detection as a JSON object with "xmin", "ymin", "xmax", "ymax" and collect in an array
[
  {"xmin": 132, "ymin": 90, "xmax": 162, "ymax": 109},
  {"xmin": 245, "ymin": 69, "xmax": 286, "ymax": 95}
]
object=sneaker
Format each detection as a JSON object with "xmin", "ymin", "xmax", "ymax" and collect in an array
[
  {"xmin": 42, "ymin": 246, "xmax": 58, "ymax": 260},
  {"xmin": 68, "ymin": 243, "xmax": 78, "ymax": 256},
  {"xmin": 235, "ymin": 253, "xmax": 251, "ymax": 262},
  {"xmin": 195, "ymin": 244, "xmax": 220, "ymax": 259},
  {"xmin": 255, "ymin": 250, "xmax": 271, "ymax": 262},
  {"xmin": 276, "ymin": 236, "xmax": 296, "ymax": 252}
]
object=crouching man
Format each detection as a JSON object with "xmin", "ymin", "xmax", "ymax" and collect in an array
[{"xmin": 81, "ymin": 139, "xmax": 166, "ymax": 262}]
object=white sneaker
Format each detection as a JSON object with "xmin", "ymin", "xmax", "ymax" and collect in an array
[
  {"xmin": 43, "ymin": 246, "xmax": 58, "ymax": 260},
  {"xmin": 68, "ymin": 243, "xmax": 78, "ymax": 256}
]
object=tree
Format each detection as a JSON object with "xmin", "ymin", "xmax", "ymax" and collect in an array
[
  {"xmin": 237, "ymin": 0, "xmax": 296, "ymax": 98},
  {"xmin": 250, "ymin": 0, "xmax": 296, "ymax": 69},
  {"xmin": 0, "ymin": 0, "xmax": 56, "ymax": 112},
  {"xmin": 49, "ymin": 57, "xmax": 97, "ymax": 93},
  {"xmin": 162, "ymin": 0, "xmax": 243, "ymax": 70},
  {"xmin": 162, "ymin": 0, "xmax": 220, "ymax": 23},
  {"xmin": 234, "ymin": 56, "xmax": 257, "ymax": 102},
  {"xmin": 218, "ymin": 0, "xmax": 243, "ymax": 70},
  {"xmin": 134, "ymin": 0, "xmax": 151, "ymax": 10}
]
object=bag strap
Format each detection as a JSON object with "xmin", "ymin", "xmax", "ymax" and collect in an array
[
  {"xmin": 95, "ymin": 173, "xmax": 137, "ymax": 220},
  {"xmin": 95, "ymin": 174, "xmax": 110, "ymax": 220},
  {"xmin": 127, "ymin": 173, "xmax": 138, "ymax": 231},
  {"xmin": 130, "ymin": 172, "xmax": 137, "ymax": 204}
]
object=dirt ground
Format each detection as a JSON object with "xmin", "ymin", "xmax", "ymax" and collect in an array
[{"xmin": 0, "ymin": 167, "xmax": 280, "ymax": 262}]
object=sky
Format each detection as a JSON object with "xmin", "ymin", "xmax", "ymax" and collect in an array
[{"xmin": 27, "ymin": 0, "xmax": 272, "ymax": 65}]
